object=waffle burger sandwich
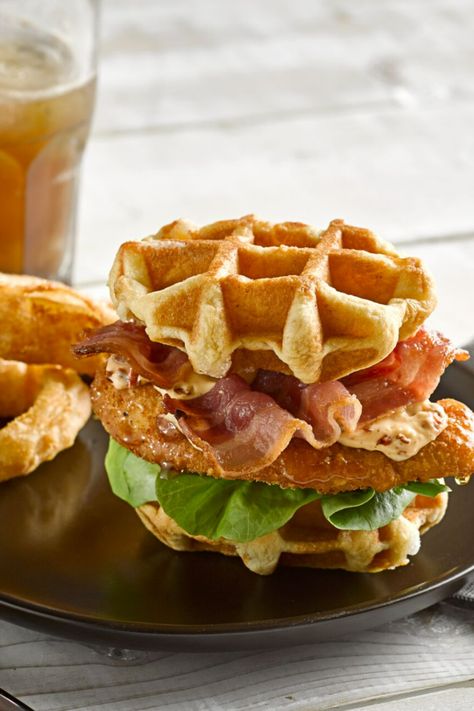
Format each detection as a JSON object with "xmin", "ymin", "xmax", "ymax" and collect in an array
[{"xmin": 74, "ymin": 217, "xmax": 474, "ymax": 575}]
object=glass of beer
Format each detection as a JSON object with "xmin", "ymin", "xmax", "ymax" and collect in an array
[{"xmin": 0, "ymin": 0, "xmax": 99, "ymax": 282}]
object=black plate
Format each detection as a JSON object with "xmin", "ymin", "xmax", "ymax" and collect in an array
[{"xmin": 0, "ymin": 362, "xmax": 473, "ymax": 651}]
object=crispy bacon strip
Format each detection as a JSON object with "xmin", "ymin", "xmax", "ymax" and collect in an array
[
  {"xmin": 252, "ymin": 370, "xmax": 361, "ymax": 441},
  {"xmin": 75, "ymin": 321, "xmax": 467, "ymax": 473},
  {"xmin": 343, "ymin": 328, "xmax": 468, "ymax": 422},
  {"xmin": 164, "ymin": 374, "xmax": 358, "ymax": 475},
  {"xmin": 73, "ymin": 321, "xmax": 188, "ymax": 388}
]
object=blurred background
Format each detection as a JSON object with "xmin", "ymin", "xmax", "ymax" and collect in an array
[{"xmin": 76, "ymin": 0, "xmax": 474, "ymax": 341}]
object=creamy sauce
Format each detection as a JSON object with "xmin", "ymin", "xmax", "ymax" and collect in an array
[
  {"xmin": 106, "ymin": 355, "xmax": 131, "ymax": 390},
  {"xmin": 106, "ymin": 355, "xmax": 216, "ymax": 399},
  {"xmin": 154, "ymin": 363, "xmax": 216, "ymax": 400},
  {"xmin": 156, "ymin": 412, "xmax": 181, "ymax": 438},
  {"xmin": 339, "ymin": 401, "xmax": 448, "ymax": 461}
]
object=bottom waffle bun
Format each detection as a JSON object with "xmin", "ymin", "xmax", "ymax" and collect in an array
[{"xmin": 136, "ymin": 493, "xmax": 448, "ymax": 575}]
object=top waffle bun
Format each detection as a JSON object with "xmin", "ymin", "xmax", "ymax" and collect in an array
[{"xmin": 108, "ymin": 216, "xmax": 436, "ymax": 383}]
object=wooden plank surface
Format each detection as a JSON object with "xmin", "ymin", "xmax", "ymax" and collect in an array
[
  {"xmin": 75, "ymin": 105, "xmax": 474, "ymax": 286},
  {"xmin": 1, "ymin": 605, "xmax": 474, "ymax": 711},
  {"xmin": 94, "ymin": 0, "xmax": 474, "ymax": 133},
  {"xmin": 2, "ymin": 0, "xmax": 474, "ymax": 709},
  {"xmin": 353, "ymin": 685, "xmax": 474, "ymax": 711}
]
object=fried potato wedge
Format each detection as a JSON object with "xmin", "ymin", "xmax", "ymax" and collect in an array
[
  {"xmin": 0, "ymin": 359, "xmax": 91, "ymax": 482},
  {"xmin": 0, "ymin": 273, "xmax": 115, "ymax": 376}
]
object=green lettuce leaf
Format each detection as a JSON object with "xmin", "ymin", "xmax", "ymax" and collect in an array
[
  {"xmin": 105, "ymin": 439, "xmax": 449, "ymax": 542},
  {"xmin": 154, "ymin": 473, "xmax": 321, "ymax": 541},
  {"xmin": 106, "ymin": 438, "xmax": 159, "ymax": 507},
  {"xmin": 105, "ymin": 438, "xmax": 320, "ymax": 541},
  {"xmin": 321, "ymin": 487, "xmax": 416, "ymax": 530},
  {"xmin": 402, "ymin": 479, "xmax": 451, "ymax": 497}
]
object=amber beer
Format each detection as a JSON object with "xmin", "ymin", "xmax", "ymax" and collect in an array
[{"xmin": 0, "ymin": 25, "xmax": 95, "ymax": 280}]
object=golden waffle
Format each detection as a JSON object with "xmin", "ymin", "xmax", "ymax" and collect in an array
[
  {"xmin": 137, "ymin": 493, "xmax": 448, "ymax": 575},
  {"xmin": 109, "ymin": 216, "xmax": 436, "ymax": 383}
]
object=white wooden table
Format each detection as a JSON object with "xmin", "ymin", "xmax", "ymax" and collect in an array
[{"xmin": 2, "ymin": 1, "xmax": 474, "ymax": 708}]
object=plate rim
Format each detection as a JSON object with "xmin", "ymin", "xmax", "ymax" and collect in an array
[{"xmin": 1, "ymin": 560, "xmax": 473, "ymax": 637}]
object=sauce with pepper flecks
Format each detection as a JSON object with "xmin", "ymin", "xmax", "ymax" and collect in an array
[{"xmin": 339, "ymin": 401, "xmax": 448, "ymax": 461}]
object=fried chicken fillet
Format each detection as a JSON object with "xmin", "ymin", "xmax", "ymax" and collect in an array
[{"xmin": 91, "ymin": 368, "xmax": 474, "ymax": 494}]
